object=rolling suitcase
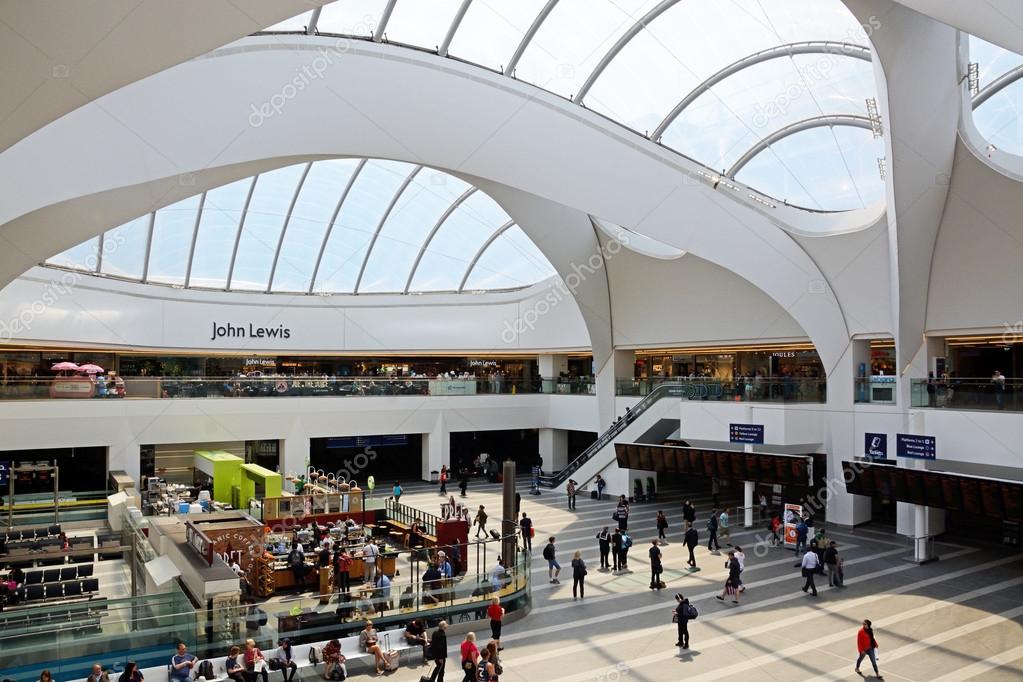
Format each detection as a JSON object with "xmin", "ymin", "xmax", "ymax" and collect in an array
[{"xmin": 382, "ymin": 633, "xmax": 400, "ymax": 671}]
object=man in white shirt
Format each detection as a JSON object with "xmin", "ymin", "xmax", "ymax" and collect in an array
[
  {"xmin": 363, "ymin": 539, "xmax": 379, "ymax": 583},
  {"xmin": 800, "ymin": 548, "xmax": 820, "ymax": 596},
  {"xmin": 490, "ymin": 557, "xmax": 507, "ymax": 590},
  {"xmin": 733, "ymin": 546, "xmax": 747, "ymax": 593}
]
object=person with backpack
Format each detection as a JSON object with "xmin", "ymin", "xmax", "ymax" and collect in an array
[
  {"xmin": 542, "ymin": 536, "xmax": 561, "ymax": 583},
  {"xmin": 611, "ymin": 528, "xmax": 624, "ymax": 572},
  {"xmin": 519, "ymin": 512, "xmax": 533, "ymax": 553},
  {"xmin": 614, "ymin": 496, "xmax": 630, "ymax": 531},
  {"xmin": 473, "ymin": 506, "xmax": 489, "ymax": 539},
  {"xmin": 571, "ymin": 550, "xmax": 587, "ymax": 600},
  {"xmin": 673, "ymin": 593, "xmax": 696, "ymax": 649},
  {"xmin": 596, "ymin": 526, "xmax": 611, "ymax": 570},
  {"xmin": 427, "ymin": 620, "xmax": 448, "ymax": 682},
  {"xmin": 655, "ymin": 510, "xmax": 669, "ymax": 543},
  {"xmin": 855, "ymin": 619, "xmax": 883, "ymax": 679},
  {"xmin": 793, "ymin": 518, "xmax": 809, "ymax": 563},
  {"xmin": 271, "ymin": 639, "xmax": 299, "ymax": 682},
  {"xmin": 321, "ymin": 638, "xmax": 346, "ymax": 680},
  {"xmin": 649, "ymin": 540, "xmax": 663, "ymax": 590},
  {"xmin": 707, "ymin": 509, "xmax": 721, "ymax": 552},
  {"xmin": 620, "ymin": 531, "xmax": 633, "ymax": 570},
  {"xmin": 683, "ymin": 522, "xmax": 699, "ymax": 568},
  {"xmin": 287, "ymin": 541, "xmax": 306, "ymax": 592}
]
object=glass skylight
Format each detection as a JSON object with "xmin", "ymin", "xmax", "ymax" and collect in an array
[
  {"xmin": 44, "ymin": 160, "xmax": 556, "ymax": 295},
  {"xmin": 970, "ymin": 35, "xmax": 1023, "ymax": 157},
  {"xmin": 261, "ymin": 0, "xmax": 884, "ymax": 213}
]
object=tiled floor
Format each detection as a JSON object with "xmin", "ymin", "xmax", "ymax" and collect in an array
[{"xmin": 379, "ymin": 478, "xmax": 1023, "ymax": 682}]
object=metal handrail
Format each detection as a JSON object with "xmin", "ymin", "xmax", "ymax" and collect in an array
[
  {"xmin": 540, "ymin": 382, "xmax": 686, "ymax": 489},
  {"xmin": 386, "ymin": 498, "xmax": 441, "ymax": 537}
]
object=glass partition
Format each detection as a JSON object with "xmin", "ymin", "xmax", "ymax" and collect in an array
[
  {"xmin": 910, "ymin": 377, "xmax": 1022, "ymax": 411},
  {"xmin": 616, "ymin": 375, "xmax": 826, "ymax": 402}
]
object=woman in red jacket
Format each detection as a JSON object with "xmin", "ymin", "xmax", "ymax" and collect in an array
[{"xmin": 855, "ymin": 619, "xmax": 883, "ymax": 679}]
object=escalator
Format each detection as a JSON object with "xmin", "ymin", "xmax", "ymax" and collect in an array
[{"xmin": 540, "ymin": 382, "xmax": 686, "ymax": 491}]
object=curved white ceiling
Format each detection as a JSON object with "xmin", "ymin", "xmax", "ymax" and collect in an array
[
  {"xmin": 263, "ymin": 0, "xmax": 886, "ymax": 213},
  {"xmin": 970, "ymin": 34, "xmax": 1023, "ymax": 158},
  {"xmin": 46, "ymin": 159, "xmax": 556, "ymax": 295}
]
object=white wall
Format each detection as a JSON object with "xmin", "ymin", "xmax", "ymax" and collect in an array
[{"xmin": 0, "ymin": 268, "xmax": 590, "ymax": 353}]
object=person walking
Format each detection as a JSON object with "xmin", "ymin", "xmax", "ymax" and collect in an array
[
  {"xmin": 682, "ymin": 499, "xmax": 696, "ymax": 526},
  {"xmin": 993, "ymin": 370, "xmax": 1006, "ymax": 409},
  {"xmin": 734, "ymin": 545, "xmax": 747, "ymax": 593},
  {"xmin": 473, "ymin": 506, "xmax": 489, "ymax": 539},
  {"xmin": 855, "ymin": 619, "xmax": 883, "ymax": 679},
  {"xmin": 333, "ymin": 547, "xmax": 352, "ymax": 597},
  {"xmin": 542, "ymin": 537, "xmax": 561, "ymax": 584},
  {"xmin": 393, "ymin": 481, "xmax": 403, "ymax": 505},
  {"xmin": 566, "ymin": 479, "xmax": 577, "ymax": 510},
  {"xmin": 611, "ymin": 528, "xmax": 624, "ymax": 572},
  {"xmin": 596, "ymin": 526, "xmax": 611, "ymax": 570},
  {"xmin": 427, "ymin": 620, "xmax": 448, "ymax": 682},
  {"xmin": 595, "ymin": 474, "xmax": 606, "ymax": 501},
  {"xmin": 649, "ymin": 540, "xmax": 663, "ymax": 590},
  {"xmin": 793, "ymin": 517, "xmax": 809, "ymax": 563},
  {"xmin": 656, "ymin": 510, "xmax": 669, "ymax": 543},
  {"xmin": 571, "ymin": 550, "xmax": 587, "ymax": 600},
  {"xmin": 716, "ymin": 551, "xmax": 742, "ymax": 604},
  {"xmin": 614, "ymin": 495, "xmax": 630, "ymax": 531},
  {"xmin": 439, "ymin": 466, "xmax": 448, "ymax": 495},
  {"xmin": 683, "ymin": 522, "xmax": 699, "ymax": 568},
  {"xmin": 459, "ymin": 632, "xmax": 479, "ymax": 682},
  {"xmin": 519, "ymin": 512, "xmax": 533, "ymax": 553},
  {"xmin": 707, "ymin": 509, "xmax": 721, "ymax": 552},
  {"xmin": 719, "ymin": 507, "xmax": 732, "ymax": 546},
  {"xmin": 768, "ymin": 513, "xmax": 782, "ymax": 546},
  {"xmin": 673, "ymin": 594, "xmax": 696, "ymax": 649},
  {"xmin": 459, "ymin": 469, "xmax": 469, "ymax": 497},
  {"xmin": 759, "ymin": 493, "xmax": 768, "ymax": 521},
  {"xmin": 824, "ymin": 541, "xmax": 840, "ymax": 587},
  {"xmin": 800, "ymin": 545, "xmax": 820, "ymax": 596}
]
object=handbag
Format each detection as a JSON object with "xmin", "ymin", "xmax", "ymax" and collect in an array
[
  {"xmin": 462, "ymin": 660, "xmax": 475, "ymax": 672},
  {"xmin": 612, "ymin": 511, "xmax": 619, "ymax": 521}
]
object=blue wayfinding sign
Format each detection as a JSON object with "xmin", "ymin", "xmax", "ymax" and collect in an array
[
  {"xmin": 729, "ymin": 423, "xmax": 764, "ymax": 444},
  {"xmin": 897, "ymin": 434, "xmax": 936, "ymax": 460},
  {"xmin": 864, "ymin": 433, "xmax": 888, "ymax": 460},
  {"xmin": 0, "ymin": 461, "xmax": 8, "ymax": 486}
]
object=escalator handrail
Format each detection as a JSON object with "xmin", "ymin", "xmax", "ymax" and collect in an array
[{"xmin": 542, "ymin": 382, "xmax": 684, "ymax": 488}]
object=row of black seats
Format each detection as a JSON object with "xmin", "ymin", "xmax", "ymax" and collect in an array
[
  {"xmin": 0, "ymin": 596, "xmax": 107, "ymax": 630},
  {"xmin": 9, "ymin": 578, "xmax": 99, "ymax": 602},
  {"xmin": 3, "ymin": 525, "xmax": 61, "ymax": 542},
  {"xmin": 24, "ymin": 563, "xmax": 94, "ymax": 584}
]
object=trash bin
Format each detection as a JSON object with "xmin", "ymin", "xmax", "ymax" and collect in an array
[
  {"xmin": 430, "ymin": 470, "xmax": 439, "ymax": 484},
  {"xmin": 1003, "ymin": 520, "xmax": 1021, "ymax": 549}
]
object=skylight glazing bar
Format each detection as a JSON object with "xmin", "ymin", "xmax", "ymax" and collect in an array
[
  {"xmin": 374, "ymin": 0, "xmax": 397, "ymax": 42},
  {"xmin": 652, "ymin": 42, "xmax": 872, "ymax": 141},
  {"xmin": 574, "ymin": 0, "xmax": 682, "ymax": 103},
  {"xmin": 95, "ymin": 232, "xmax": 105, "ymax": 273},
  {"xmin": 439, "ymin": 0, "xmax": 473, "ymax": 57},
  {"xmin": 506, "ymin": 0, "xmax": 559, "ymax": 76},
  {"xmin": 309, "ymin": 159, "xmax": 367, "ymax": 294},
  {"xmin": 307, "ymin": 6, "xmax": 322, "ymax": 34},
  {"xmin": 725, "ymin": 114, "xmax": 872, "ymax": 178},
  {"xmin": 225, "ymin": 176, "xmax": 260, "ymax": 290},
  {"xmin": 353, "ymin": 165, "xmax": 423, "ymax": 293},
  {"xmin": 403, "ymin": 187, "xmax": 478, "ymax": 292},
  {"xmin": 458, "ymin": 220, "xmax": 515, "ymax": 292},
  {"xmin": 266, "ymin": 162, "xmax": 313, "ymax": 292},
  {"xmin": 183, "ymin": 191, "xmax": 208, "ymax": 287},
  {"xmin": 973, "ymin": 63, "xmax": 1023, "ymax": 108},
  {"xmin": 141, "ymin": 211, "xmax": 155, "ymax": 282}
]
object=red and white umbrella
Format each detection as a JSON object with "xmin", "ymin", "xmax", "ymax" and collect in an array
[{"xmin": 78, "ymin": 364, "xmax": 105, "ymax": 374}]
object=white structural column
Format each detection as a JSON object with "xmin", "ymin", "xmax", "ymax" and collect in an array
[
  {"xmin": 538, "ymin": 428, "xmax": 568, "ymax": 473},
  {"xmin": 744, "ymin": 480, "xmax": 755, "ymax": 528},
  {"xmin": 597, "ymin": 349, "xmax": 636, "ymax": 433},
  {"xmin": 280, "ymin": 428, "xmax": 310, "ymax": 484},
  {"xmin": 421, "ymin": 422, "xmax": 450, "ymax": 483}
]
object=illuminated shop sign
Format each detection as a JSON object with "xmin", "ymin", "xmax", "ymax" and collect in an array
[{"xmin": 210, "ymin": 322, "xmax": 291, "ymax": 341}]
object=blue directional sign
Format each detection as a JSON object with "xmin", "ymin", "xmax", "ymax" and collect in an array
[
  {"xmin": 864, "ymin": 433, "xmax": 888, "ymax": 460},
  {"xmin": 896, "ymin": 434, "xmax": 936, "ymax": 460},
  {"xmin": 729, "ymin": 423, "xmax": 765, "ymax": 444}
]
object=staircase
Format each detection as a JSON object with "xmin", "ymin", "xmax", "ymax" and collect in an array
[{"xmin": 540, "ymin": 382, "xmax": 687, "ymax": 491}]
